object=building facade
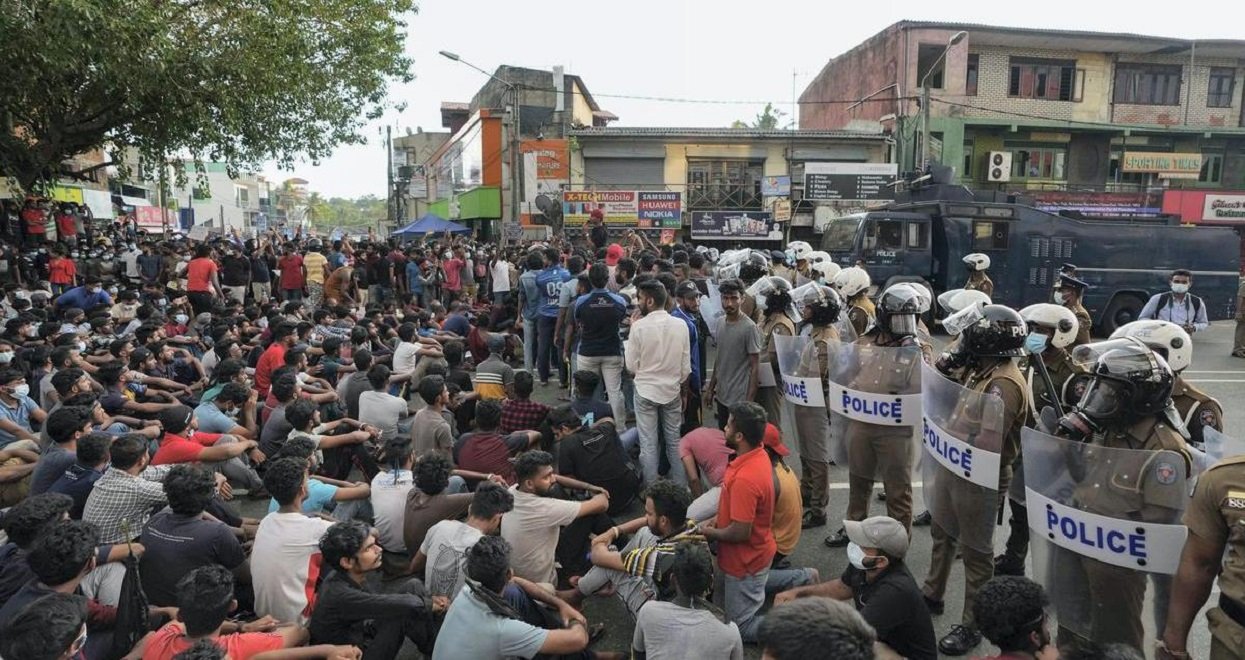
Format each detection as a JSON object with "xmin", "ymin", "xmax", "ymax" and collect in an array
[
  {"xmin": 568, "ymin": 127, "xmax": 890, "ymax": 243},
  {"xmin": 800, "ymin": 22, "xmax": 1245, "ymax": 227}
]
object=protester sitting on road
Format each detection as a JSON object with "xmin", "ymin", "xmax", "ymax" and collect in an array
[
  {"xmin": 758, "ymin": 597, "xmax": 878, "ymax": 660},
  {"xmin": 971, "ymin": 576, "xmax": 1058, "ymax": 660},
  {"xmin": 632, "ymin": 541, "xmax": 744, "ymax": 660}
]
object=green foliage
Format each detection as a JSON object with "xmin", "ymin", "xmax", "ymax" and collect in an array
[
  {"xmin": 306, "ymin": 194, "xmax": 385, "ymax": 228},
  {"xmin": 0, "ymin": 0, "xmax": 415, "ymax": 192},
  {"xmin": 732, "ymin": 102, "xmax": 787, "ymax": 130}
]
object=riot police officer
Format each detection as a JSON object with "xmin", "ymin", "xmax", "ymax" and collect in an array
[
  {"xmin": 769, "ymin": 249, "xmax": 796, "ymax": 285},
  {"xmin": 752, "ymin": 276, "xmax": 798, "ymax": 428},
  {"xmin": 793, "ymin": 282, "xmax": 844, "ymax": 528},
  {"xmin": 1112, "ymin": 319, "xmax": 1223, "ymax": 449},
  {"xmin": 1054, "ymin": 271, "xmax": 1092, "ymax": 347},
  {"xmin": 994, "ymin": 303, "xmax": 1082, "ymax": 577},
  {"xmin": 738, "ymin": 250, "xmax": 769, "ymax": 324},
  {"xmin": 963, "ymin": 253, "xmax": 995, "ymax": 297},
  {"xmin": 1052, "ymin": 341, "xmax": 1191, "ymax": 652},
  {"xmin": 922, "ymin": 304, "xmax": 1029, "ymax": 656},
  {"xmin": 834, "ymin": 266, "xmax": 875, "ymax": 338},
  {"xmin": 825, "ymin": 282, "xmax": 930, "ymax": 545}
]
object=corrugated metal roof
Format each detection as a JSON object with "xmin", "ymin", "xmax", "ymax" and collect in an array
[{"xmin": 568, "ymin": 127, "xmax": 886, "ymax": 139}]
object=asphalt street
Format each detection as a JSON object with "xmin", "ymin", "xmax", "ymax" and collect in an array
[{"xmin": 241, "ymin": 321, "xmax": 1245, "ymax": 659}]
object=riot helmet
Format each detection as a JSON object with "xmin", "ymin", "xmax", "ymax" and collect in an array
[
  {"xmin": 738, "ymin": 250, "xmax": 770, "ymax": 283},
  {"xmin": 962, "ymin": 253, "xmax": 991, "ymax": 272},
  {"xmin": 938, "ymin": 288, "xmax": 991, "ymax": 315},
  {"xmin": 1020, "ymin": 303, "xmax": 1078, "ymax": 350},
  {"xmin": 788, "ymin": 241, "xmax": 813, "ymax": 262},
  {"xmin": 833, "ymin": 266, "xmax": 871, "ymax": 298},
  {"xmin": 1062, "ymin": 339, "xmax": 1174, "ymax": 435},
  {"xmin": 1110, "ymin": 320, "xmax": 1192, "ymax": 373},
  {"xmin": 812, "ymin": 260, "xmax": 841, "ymax": 284},
  {"xmin": 959, "ymin": 305, "xmax": 1027, "ymax": 358},
  {"xmin": 747, "ymin": 276, "xmax": 795, "ymax": 318},
  {"xmin": 793, "ymin": 282, "xmax": 843, "ymax": 326},
  {"xmin": 877, "ymin": 283, "xmax": 929, "ymax": 337}
]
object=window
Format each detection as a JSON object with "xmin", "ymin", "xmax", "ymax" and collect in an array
[
  {"xmin": 1114, "ymin": 64, "xmax": 1182, "ymax": 105},
  {"xmin": 973, "ymin": 220, "xmax": 1009, "ymax": 251},
  {"xmin": 966, "ymin": 54, "xmax": 979, "ymax": 96},
  {"xmin": 1008, "ymin": 58, "xmax": 1076, "ymax": 100},
  {"xmin": 906, "ymin": 222, "xmax": 930, "ymax": 249},
  {"xmin": 1208, "ymin": 67, "xmax": 1236, "ymax": 108},
  {"xmin": 686, "ymin": 160, "xmax": 763, "ymax": 210},
  {"xmin": 1011, "ymin": 147, "xmax": 1067, "ymax": 180},
  {"xmin": 962, "ymin": 140, "xmax": 975, "ymax": 179},
  {"xmin": 917, "ymin": 44, "xmax": 946, "ymax": 89},
  {"xmin": 864, "ymin": 219, "xmax": 904, "ymax": 251},
  {"xmin": 235, "ymin": 187, "xmax": 249, "ymax": 207},
  {"xmin": 1200, "ymin": 154, "xmax": 1223, "ymax": 184}
]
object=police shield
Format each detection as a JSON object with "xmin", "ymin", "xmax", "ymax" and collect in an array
[
  {"xmin": 774, "ymin": 333, "xmax": 834, "ymax": 464},
  {"xmin": 825, "ymin": 339, "xmax": 922, "ymax": 479},
  {"xmin": 700, "ymin": 281, "xmax": 725, "ymax": 339},
  {"xmin": 919, "ymin": 363, "xmax": 1006, "ymax": 553},
  {"xmin": 1022, "ymin": 426, "xmax": 1190, "ymax": 646},
  {"xmin": 1193, "ymin": 426, "xmax": 1245, "ymax": 472}
]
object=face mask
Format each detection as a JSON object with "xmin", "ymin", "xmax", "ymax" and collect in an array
[
  {"xmin": 157, "ymin": 298, "xmax": 168, "ymax": 308},
  {"xmin": 77, "ymin": 341, "xmax": 86, "ymax": 352},
  {"xmin": 846, "ymin": 542, "xmax": 878, "ymax": 571},
  {"xmin": 1024, "ymin": 332, "xmax": 1049, "ymax": 355},
  {"xmin": 23, "ymin": 326, "xmax": 37, "ymax": 338},
  {"xmin": 1171, "ymin": 282, "xmax": 1189, "ymax": 294},
  {"xmin": 183, "ymin": 256, "xmax": 191, "ymax": 262},
  {"xmin": 88, "ymin": 287, "xmax": 100, "ymax": 295},
  {"xmin": 443, "ymin": 251, "xmax": 452, "ymax": 259},
  {"xmin": 0, "ymin": 352, "xmax": 12, "ymax": 364},
  {"xmin": 10, "ymin": 383, "xmax": 29, "ymax": 398},
  {"xmin": 174, "ymin": 314, "xmax": 189, "ymax": 325},
  {"xmin": 1052, "ymin": 290, "xmax": 1067, "ymax": 305}
]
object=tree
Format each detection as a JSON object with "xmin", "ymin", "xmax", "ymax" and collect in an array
[
  {"xmin": 0, "ymin": 0, "xmax": 415, "ymax": 193},
  {"xmin": 731, "ymin": 103, "xmax": 788, "ymax": 130}
]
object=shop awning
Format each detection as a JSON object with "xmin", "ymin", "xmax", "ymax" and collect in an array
[{"xmin": 81, "ymin": 189, "xmax": 114, "ymax": 219}]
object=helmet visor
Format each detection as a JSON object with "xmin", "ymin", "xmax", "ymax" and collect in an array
[
  {"xmin": 1078, "ymin": 378, "xmax": 1128, "ymax": 420},
  {"xmin": 942, "ymin": 303, "xmax": 984, "ymax": 336},
  {"xmin": 889, "ymin": 313, "xmax": 918, "ymax": 336}
]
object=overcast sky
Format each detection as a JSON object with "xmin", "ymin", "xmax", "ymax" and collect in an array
[{"xmin": 261, "ymin": 0, "xmax": 1236, "ymax": 198}]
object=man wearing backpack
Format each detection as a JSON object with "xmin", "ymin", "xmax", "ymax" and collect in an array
[{"xmin": 1139, "ymin": 269, "xmax": 1209, "ymax": 334}]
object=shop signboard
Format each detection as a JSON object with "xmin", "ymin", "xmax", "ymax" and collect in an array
[
  {"xmin": 762, "ymin": 175, "xmax": 791, "ymax": 196},
  {"xmin": 562, "ymin": 191, "xmax": 682, "ymax": 228},
  {"xmin": 804, "ymin": 163, "xmax": 897, "ymax": 201},
  {"xmin": 1121, "ymin": 152, "xmax": 1202, "ymax": 178},
  {"xmin": 1202, "ymin": 194, "xmax": 1245, "ymax": 222},
  {"xmin": 690, "ymin": 211, "xmax": 782, "ymax": 241}
]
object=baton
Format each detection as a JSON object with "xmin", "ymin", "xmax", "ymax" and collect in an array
[{"xmin": 1030, "ymin": 353, "xmax": 1065, "ymax": 418}]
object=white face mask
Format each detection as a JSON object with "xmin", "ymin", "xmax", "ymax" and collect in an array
[
  {"xmin": 183, "ymin": 256, "xmax": 191, "ymax": 263},
  {"xmin": 23, "ymin": 326, "xmax": 37, "ymax": 338},
  {"xmin": 174, "ymin": 314, "xmax": 189, "ymax": 325},
  {"xmin": 0, "ymin": 352, "xmax": 12, "ymax": 364},
  {"xmin": 10, "ymin": 383, "xmax": 30, "ymax": 398},
  {"xmin": 157, "ymin": 298, "xmax": 168, "ymax": 308},
  {"xmin": 1171, "ymin": 282, "xmax": 1190, "ymax": 295},
  {"xmin": 1052, "ymin": 290, "xmax": 1067, "ymax": 305},
  {"xmin": 846, "ymin": 542, "xmax": 876, "ymax": 571},
  {"xmin": 77, "ymin": 341, "xmax": 86, "ymax": 352}
]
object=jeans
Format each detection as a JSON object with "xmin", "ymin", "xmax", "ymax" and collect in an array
[
  {"xmin": 635, "ymin": 393, "xmax": 686, "ymax": 487},
  {"xmin": 536, "ymin": 315, "xmax": 559, "ymax": 383},
  {"xmin": 367, "ymin": 285, "xmax": 392, "ymax": 305},
  {"xmin": 723, "ymin": 566, "xmax": 816, "ymax": 642},
  {"xmin": 523, "ymin": 317, "xmax": 538, "ymax": 371},
  {"xmin": 494, "ymin": 291, "xmax": 510, "ymax": 306},
  {"xmin": 208, "ymin": 434, "xmax": 264, "ymax": 491},
  {"xmin": 282, "ymin": 287, "xmax": 304, "ymax": 302},
  {"xmin": 576, "ymin": 354, "xmax": 626, "ymax": 428}
]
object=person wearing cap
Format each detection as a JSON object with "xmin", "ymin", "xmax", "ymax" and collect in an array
[
  {"xmin": 587, "ymin": 206, "xmax": 609, "ymax": 251},
  {"xmin": 700, "ymin": 402, "xmax": 816, "ymax": 643},
  {"xmin": 775, "ymin": 515, "xmax": 937, "ymax": 660},
  {"xmin": 764, "ymin": 423, "xmax": 811, "ymax": 574},
  {"xmin": 770, "ymin": 250, "xmax": 795, "ymax": 285},
  {"xmin": 1053, "ymin": 271, "xmax": 1092, "ymax": 347}
]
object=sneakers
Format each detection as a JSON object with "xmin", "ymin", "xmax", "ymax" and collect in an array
[
  {"xmin": 802, "ymin": 509, "xmax": 827, "ymax": 529},
  {"xmin": 824, "ymin": 527, "xmax": 849, "ymax": 548},
  {"xmin": 923, "ymin": 594, "xmax": 944, "ymax": 615},
  {"xmin": 938, "ymin": 625, "xmax": 982, "ymax": 656},
  {"xmin": 993, "ymin": 553, "xmax": 1025, "ymax": 576},
  {"xmin": 912, "ymin": 510, "xmax": 932, "ymax": 527}
]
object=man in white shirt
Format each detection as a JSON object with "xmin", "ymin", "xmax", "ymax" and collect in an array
[
  {"xmin": 251, "ymin": 457, "xmax": 336, "ymax": 624},
  {"xmin": 392, "ymin": 322, "xmax": 444, "ymax": 392},
  {"xmin": 371, "ymin": 440, "xmax": 416, "ymax": 563},
  {"xmin": 413, "ymin": 482, "xmax": 513, "ymax": 601},
  {"xmin": 490, "ymin": 254, "xmax": 512, "ymax": 305},
  {"xmin": 623, "ymin": 280, "xmax": 691, "ymax": 487},
  {"xmin": 1139, "ymin": 268, "xmax": 1210, "ymax": 333}
]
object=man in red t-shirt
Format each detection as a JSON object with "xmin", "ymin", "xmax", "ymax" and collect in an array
[
  {"xmin": 150, "ymin": 405, "xmax": 262, "ymax": 491},
  {"xmin": 47, "ymin": 247, "xmax": 78, "ymax": 296},
  {"xmin": 186, "ymin": 244, "xmax": 223, "ymax": 316},
  {"xmin": 700, "ymin": 401, "xmax": 816, "ymax": 643},
  {"xmin": 55, "ymin": 204, "xmax": 78, "ymax": 246},
  {"xmin": 442, "ymin": 248, "xmax": 463, "ymax": 304},
  {"xmin": 255, "ymin": 321, "xmax": 297, "ymax": 398},
  {"xmin": 20, "ymin": 200, "xmax": 46, "ymax": 246},
  {"xmin": 277, "ymin": 243, "xmax": 307, "ymax": 302}
]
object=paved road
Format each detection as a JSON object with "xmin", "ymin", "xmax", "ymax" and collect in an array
[{"xmin": 244, "ymin": 321, "xmax": 1245, "ymax": 658}]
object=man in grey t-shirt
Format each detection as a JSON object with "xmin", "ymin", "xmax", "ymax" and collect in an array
[{"xmin": 705, "ymin": 281, "xmax": 760, "ymax": 430}]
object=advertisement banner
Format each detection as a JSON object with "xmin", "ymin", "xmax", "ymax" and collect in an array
[
  {"xmin": 690, "ymin": 211, "xmax": 782, "ymax": 241},
  {"xmin": 804, "ymin": 163, "xmax": 898, "ymax": 201},
  {"xmin": 1032, "ymin": 191, "xmax": 1162, "ymax": 218},
  {"xmin": 762, "ymin": 175, "xmax": 791, "ymax": 196},
  {"xmin": 1202, "ymin": 194, "xmax": 1245, "ymax": 222},
  {"xmin": 1121, "ymin": 152, "xmax": 1202, "ymax": 175},
  {"xmin": 562, "ymin": 191, "xmax": 682, "ymax": 229},
  {"xmin": 134, "ymin": 206, "xmax": 166, "ymax": 229},
  {"xmin": 521, "ymin": 140, "xmax": 569, "ymax": 199}
]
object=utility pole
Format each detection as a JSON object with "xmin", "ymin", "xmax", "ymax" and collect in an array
[
  {"xmin": 386, "ymin": 124, "xmax": 394, "ymax": 232},
  {"xmin": 157, "ymin": 152, "xmax": 168, "ymax": 236},
  {"xmin": 919, "ymin": 31, "xmax": 968, "ymax": 171}
]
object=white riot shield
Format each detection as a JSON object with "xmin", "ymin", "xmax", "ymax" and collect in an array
[
  {"xmin": 825, "ymin": 339, "xmax": 922, "ymax": 480},
  {"xmin": 700, "ymin": 281, "xmax": 725, "ymax": 340},
  {"xmin": 775, "ymin": 333, "xmax": 834, "ymax": 464},
  {"xmin": 1191, "ymin": 426, "xmax": 1245, "ymax": 473},
  {"xmin": 1022, "ymin": 427, "xmax": 1190, "ymax": 646},
  {"xmin": 919, "ymin": 363, "xmax": 1006, "ymax": 553}
]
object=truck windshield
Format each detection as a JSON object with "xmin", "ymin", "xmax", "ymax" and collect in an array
[{"xmin": 822, "ymin": 216, "xmax": 863, "ymax": 251}]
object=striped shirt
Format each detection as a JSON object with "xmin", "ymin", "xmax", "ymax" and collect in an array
[{"xmin": 474, "ymin": 355, "xmax": 514, "ymax": 400}]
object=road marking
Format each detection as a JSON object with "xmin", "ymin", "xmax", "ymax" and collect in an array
[
  {"xmin": 827, "ymin": 481, "xmax": 923, "ymax": 490},
  {"xmin": 1184, "ymin": 371, "xmax": 1245, "ymax": 374},
  {"xmin": 1188, "ymin": 379, "xmax": 1245, "ymax": 383}
]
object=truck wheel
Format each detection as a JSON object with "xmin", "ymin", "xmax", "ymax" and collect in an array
[{"xmin": 1102, "ymin": 294, "xmax": 1145, "ymax": 336}]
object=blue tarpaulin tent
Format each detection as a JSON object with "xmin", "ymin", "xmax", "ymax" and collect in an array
[{"xmin": 392, "ymin": 213, "xmax": 471, "ymax": 235}]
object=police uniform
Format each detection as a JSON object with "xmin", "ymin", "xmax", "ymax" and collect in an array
[
  {"xmin": 772, "ymin": 263, "xmax": 796, "ymax": 286},
  {"xmin": 741, "ymin": 291, "xmax": 764, "ymax": 325},
  {"xmin": 965, "ymin": 272, "xmax": 995, "ymax": 298},
  {"xmin": 758, "ymin": 312, "xmax": 797, "ymax": 427},
  {"xmin": 1233, "ymin": 279, "xmax": 1245, "ymax": 358},
  {"xmin": 841, "ymin": 329, "xmax": 929, "ymax": 530},
  {"xmin": 1053, "ymin": 417, "xmax": 1191, "ymax": 651},
  {"xmin": 1056, "ymin": 273, "xmax": 1093, "ymax": 348},
  {"xmin": 1183, "ymin": 455, "xmax": 1245, "ymax": 658},
  {"xmin": 1171, "ymin": 375, "xmax": 1223, "ymax": 448},
  {"xmin": 795, "ymin": 323, "xmax": 839, "ymax": 517},
  {"xmin": 922, "ymin": 358, "xmax": 1028, "ymax": 627},
  {"xmin": 795, "ymin": 264, "xmax": 813, "ymax": 287},
  {"xmin": 846, "ymin": 295, "xmax": 877, "ymax": 338}
]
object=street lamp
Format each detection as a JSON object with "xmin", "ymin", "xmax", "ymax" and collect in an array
[
  {"xmin": 439, "ymin": 49, "xmax": 521, "ymax": 245},
  {"xmin": 920, "ymin": 30, "xmax": 968, "ymax": 170}
]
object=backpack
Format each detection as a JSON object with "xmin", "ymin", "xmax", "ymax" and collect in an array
[{"xmin": 1154, "ymin": 293, "xmax": 1203, "ymax": 320}]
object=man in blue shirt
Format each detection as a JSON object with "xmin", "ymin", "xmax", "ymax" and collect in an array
[
  {"xmin": 518, "ymin": 251, "xmax": 545, "ymax": 372},
  {"xmin": 533, "ymin": 248, "xmax": 569, "ymax": 386},
  {"xmin": 406, "ymin": 252, "xmax": 425, "ymax": 307},
  {"xmin": 0, "ymin": 368, "xmax": 46, "ymax": 449},
  {"xmin": 52, "ymin": 276, "xmax": 112, "ymax": 313},
  {"xmin": 574, "ymin": 263, "xmax": 628, "ymax": 426},
  {"xmin": 673, "ymin": 281, "xmax": 703, "ymax": 432}
]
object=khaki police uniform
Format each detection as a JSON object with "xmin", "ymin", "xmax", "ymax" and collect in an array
[
  {"xmin": 922, "ymin": 358, "xmax": 1028, "ymax": 626},
  {"xmin": 758, "ymin": 312, "xmax": 797, "ymax": 428},
  {"xmin": 965, "ymin": 272, "xmax": 995, "ymax": 298},
  {"xmin": 1068, "ymin": 301, "xmax": 1093, "ymax": 348},
  {"xmin": 1233, "ymin": 279, "xmax": 1245, "ymax": 357},
  {"xmin": 846, "ymin": 295, "xmax": 877, "ymax": 338},
  {"xmin": 741, "ymin": 291, "xmax": 764, "ymax": 325},
  {"xmin": 772, "ymin": 263, "xmax": 796, "ymax": 286},
  {"xmin": 793, "ymin": 323, "xmax": 839, "ymax": 514},
  {"xmin": 842, "ymin": 329, "xmax": 929, "ymax": 530},
  {"xmin": 1171, "ymin": 376, "xmax": 1224, "ymax": 447},
  {"xmin": 1054, "ymin": 417, "xmax": 1191, "ymax": 651},
  {"xmin": 1183, "ymin": 455, "xmax": 1245, "ymax": 658}
]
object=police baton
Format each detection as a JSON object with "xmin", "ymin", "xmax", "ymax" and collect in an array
[{"xmin": 1030, "ymin": 353, "xmax": 1065, "ymax": 418}]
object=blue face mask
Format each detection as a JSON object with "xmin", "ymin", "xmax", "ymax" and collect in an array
[{"xmin": 1024, "ymin": 332, "xmax": 1049, "ymax": 355}]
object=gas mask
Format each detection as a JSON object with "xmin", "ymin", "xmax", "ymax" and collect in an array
[
  {"xmin": 1057, "ymin": 377, "xmax": 1127, "ymax": 441},
  {"xmin": 888, "ymin": 313, "xmax": 917, "ymax": 337}
]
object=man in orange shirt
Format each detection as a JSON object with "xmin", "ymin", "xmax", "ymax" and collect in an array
[
  {"xmin": 186, "ymin": 244, "xmax": 223, "ymax": 316},
  {"xmin": 47, "ymin": 247, "xmax": 77, "ymax": 297},
  {"xmin": 255, "ymin": 322, "xmax": 297, "ymax": 399},
  {"xmin": 700, "ymin": 402, "xmax": 818, "ymax": 643}
]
